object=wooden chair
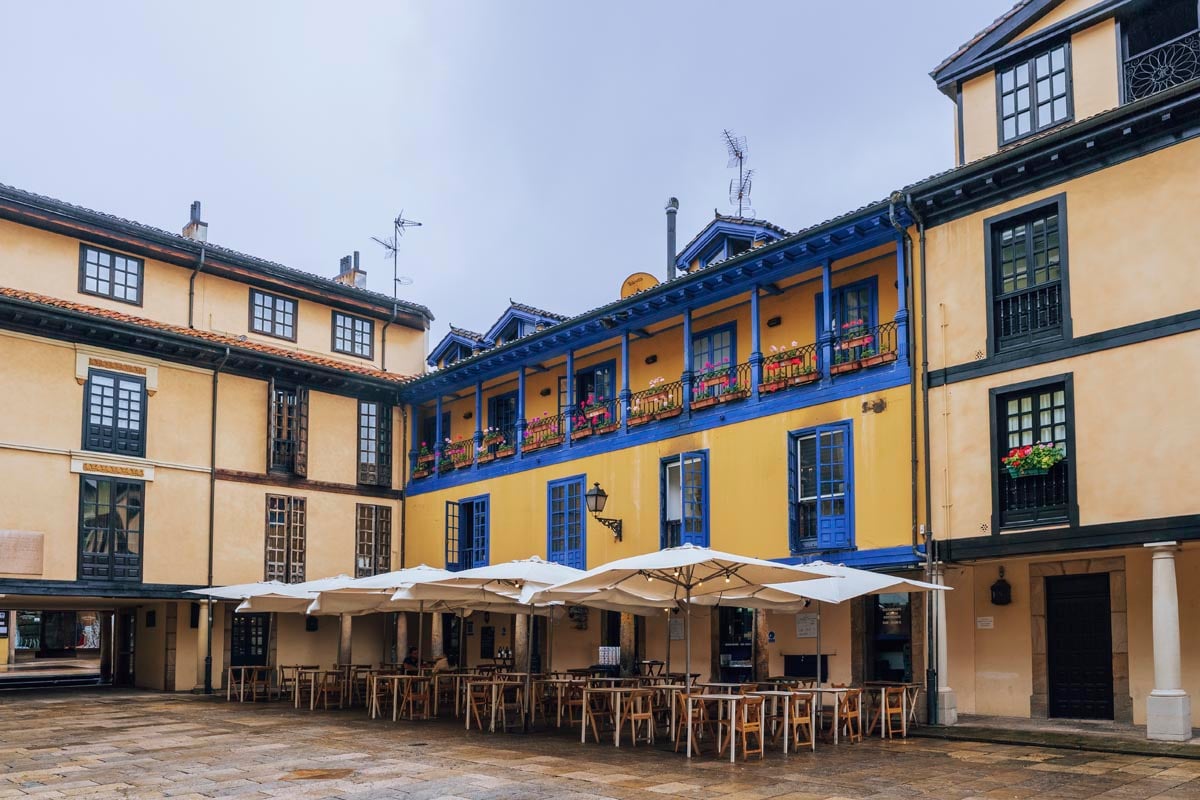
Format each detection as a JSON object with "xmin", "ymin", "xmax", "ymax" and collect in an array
[
  {"xmin": 561, "ymin": 681, "xmax": 585, "ymax": 726},
  {"xmin": 623, "ymin": 689, "xmax": 655, "ymax": 746},
  {"xmin": 467, "ymin": 682, "xmax": 492, "ymax": 730},
  {"xmin": 585, "ymin": 689, "xmax": 614, "ymax": 743},
  {"xmin": 871, "ymin": 686, "xmax": 905, "ymax": 738},
  {"xmin": 788, "ymin": 691, "xmax": 816, "ymax": 751},
  {"xmin": 249, "ymin": 666, "xmax": 273, "ymax": 702},
  {"xmin": 720, "ymin": 696, "xmax": 764, "ymax": 760},
  {"xmin": 822, "ymin": 689, "xmax": 862, "ymax": 743},
  {"xmin": 673, "ymin": 692, "xmax": 714, "ymax": 754},
  {"xmin": 496, "ymin": 682, "xmax": 524, "ymax": 731},
  {"xmin": 403, "ymin": 676, "xmax": 433, "ymax": 720},
  {"xmin": 315, "ymin": 670, "xmax": 344, "ymax": 710}
]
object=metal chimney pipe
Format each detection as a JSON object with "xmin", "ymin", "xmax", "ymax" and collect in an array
[{"xmin": 666, "ymin": 197, "xmax": 679, "ymax": 280}]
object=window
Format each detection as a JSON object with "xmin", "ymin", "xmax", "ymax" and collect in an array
[
  {"xmin": 487, "ymin": 392, "xmax": 519, "ymax": 454},
  {"xmin": 816, "ymin": 278, "xmax": 878, "ymax": 338},
  {"xmin": 265, "ymin": 494, "xmax": 306, "ymax": 583},
  {"xmin": 357, "ymin": 401, "xmax": 392, "ymax": 486},
  {"xmin": 446, "ymin": 496, "xmax": 488, "ymax": 571},
  {"xmin": 865, "ymin": 593, "xmax": 911, "ymax": 682},
  {"xmin": 691, "ymin": 324, "xmax": 735, "ymax": 374},
  {"xmin": 420, "ymin": 410, "xmax": 450, "ymax": 452},
  {"xmin": 788, "ymin": 422, "xmax": 853, "ymax": 552},
  {"xmin": 230, "ymin": 613, "xmax": 269, "ymax": 667},
  {"xmin": 79, "ymin": 476, "xmax": 143, "ymax": 582},
  {"xmin": 1123, "ymin": 0, "xmax": 1200, "ymax": 100},
  {"xmin": 355, "ymin": 504, "xmax": 392, "ymax": 577},
  {"xmin": 660, "ymin": 452, "xmax": 708, "ymax": 548},
  {"xmin": 559, "ymin": 361, "xmax": 616, "ymax": 416},
  {"xmin": 332, "ymin": 312, "xmax": 374, "ymax": 358},
  {"xmin": 267, "ymin": 381, "xmax": 308, "ymax": 475},
  {"xmin": 79, "ymin": 245, "xmax": 142, "ymax": 305},
  {"xmin": 250, "ymin": 290, "xmax": 297, "ymax": 340},
  {"xmin": 83, "ymin": 370, "xmax": 146, "ymax": 457},
  {"xmin": 548, "ymin": 476, "xmax": 585, "ymax": 569},
  {"xmin": 998, "ymin": 43, "xmax": 1071, "ymax": 143},
  {"xmin": 996, "ymin": 380, "xmax": 1072, "ymax": 528},
  {"xmin": 987, "ymin": 198, "xmax": 1068, "ymax": 353}
]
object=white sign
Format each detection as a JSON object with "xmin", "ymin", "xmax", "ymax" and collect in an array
[
  {"xmin": 795, "ymin": 613, "xmax": 819, "ymax": 638},
  {"xmin": 976, "ymin": 616, "xmax": 995, "ymax": 630},
  {"xmin": 669, "ymin": 618, "xmax": 685, "ymax": 641}
]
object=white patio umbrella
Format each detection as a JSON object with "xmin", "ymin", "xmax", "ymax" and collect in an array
[
  {"xmin": 530, "ymin": 544, "xmax": 826, "ymax": 693},
  {"xmin": 306, "ymin": 565, "xmax": 455, "ymax": 615},
  {"xmin": 393, "ymin": 557, "xmax": 586, "ymax": 729},
  {"xmin": 187, "ymin": 580, "xmax": 289, "ymax": 602},
  {"xmin": 233, "ymin": 575, "xmax": 356, "ymax": 613}
]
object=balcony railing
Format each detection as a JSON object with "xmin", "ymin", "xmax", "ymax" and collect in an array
[
  {"xmin": 994, "ymin": 282, "xmax": 1063, "ymax": 350},
  {"xmin": 523, "ymin": 413, "xmax": 566, "ymax": 453},
  {"xmin": 691, "ymin": 361, "xmax": 751, "ymax": 410},
  {"xmin": 1124, "ymin": 29, "xmax": 1200, "ymax": 102},
  {"xmin": 478, "ymin": 424, "xmax": 517, "ymax": 465},
  {"xmin": 569, "ymin": 397, "xmax": 621, "ymax": 441},
  {"xmin": 1000, "ymin": 460, "xmax": 1070, "ymax": 527},
  {"xmin": 440, "ymin": 439, "xmax": 474, "ymax": 472},
  {"xmin": 628, "ymin": 380, "xmax": 683, "ymax": 427},
  {"xmin": 830, "ymin": 320, "xmax": 899, "ymax": 376},
  {"xmin": 761, "ymin": 342, "xmax": 820, "ymax": 395}
]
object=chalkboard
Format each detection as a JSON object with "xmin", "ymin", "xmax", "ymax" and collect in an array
[{"xmin": 480, "ymin": 626, "xmax": 495, "ymax": 659}]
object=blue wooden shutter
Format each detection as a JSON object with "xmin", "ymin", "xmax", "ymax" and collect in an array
[
  {"xmin": 565, "ymin": 479, "xmax": 584, "ymax": 568},
  {"xmin": 445, "ymin": 500, "xmax": 460, "ymax": 571},
  {"xmin": 815, "ymin": 425, "xmax": 852, "ymax": 550},
  {"xmin": 787, "ymin": 436, "xmax": 799, "ymax": 551},
  {"xmin": 659, "ymin": 465, "xmax": 670, "ymax": 548},
  {"xmin": 471, "ymin": 497, "xmax": 489, "ymax": 567},
  {"xmin": 681, "ymin": 451, "xmax": 709, "ymax": 547},
  {"xmin": 548, "ymin": 480, "xmax": 565, "ymax": 565}
]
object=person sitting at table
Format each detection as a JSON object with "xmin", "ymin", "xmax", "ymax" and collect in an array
[
  {"xmin": 402, "ymin": 647, "xmax": 420, "ymax": 672},
  {"xmin": 431, "ymin": 654, "xmax": 451, "ymax": 672}
]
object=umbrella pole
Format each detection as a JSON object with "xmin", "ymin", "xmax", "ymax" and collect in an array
[
  {"xmin": 524, "ymin": 608, "xmax": 534, "ymax": 732},
  {"xmin": 417, "ymin": 600, "xmax": 425, "ymax": 672},
  {"xmin": 458, "ymin": 610, "xmax": 466, "ymax": 670},
  {"xmin": 815, "ymin": 601, "xmax": 822, "ymax": 686},
  {"xmin": 665, "ymin": 609, "xmax": 671, "ymax": 677},
  {"xmin": 547, "ymin": 612, "xmax": 554, "ymax": 673},
  {"xmin": 685, "ymin": 585, "xmax": 693, "ymax": 759}
]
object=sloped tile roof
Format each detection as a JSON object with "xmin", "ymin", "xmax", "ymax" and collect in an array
[
  {"xmin": 447, "ymin": 325, "xmax": 485, "ymax": 341},
  {"xmin": 0, "ymin": 287, "xmax": 415, "ymax": 383},
  {"xmin": 508, "ymin": 300, "xmax": 567, "ymax": 321},
  {"xmin": 930, "ymin": 0, "xmax": 1036, "ymax": 79}
]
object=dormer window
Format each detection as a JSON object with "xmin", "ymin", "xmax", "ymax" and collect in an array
[{"xmin": 997, "ymin": 43, "xmax": 1071, "ymax": 145}]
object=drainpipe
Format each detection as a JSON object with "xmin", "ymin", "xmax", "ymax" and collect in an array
[
  {"xmin": 399, "ymin": 403, "xmax": 408, "ymax": 568},
  {"xmin": 187, "ymin": 244, "xmax": 207, "ymax": 329},
  {"xmin": 204, "ymin": 346, "xmax": 231, "ymax": 694},
  {"xmin": 381, "ymin": 302, "xmax": 400, "ymax": 372},
  {"xmin": 887, "ymin": 194, "xmax": 922, "ymax": 564}
]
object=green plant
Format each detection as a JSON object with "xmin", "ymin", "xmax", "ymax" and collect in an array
[{"xmin": 1002, "ymin": 443, "xmax": 1064, "ymax": 477}]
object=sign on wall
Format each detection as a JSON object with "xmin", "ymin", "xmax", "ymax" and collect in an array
[
  {"xmin": 669, "ymin": 618, "xmax": 685, "ymax": 641},
  {"xmin": 0, "ymin": 610, "xmax": 8, "ymax": 637},
  {"xmin": 795, "ymin": 613, "xmax": 819, "ymax": 638}
]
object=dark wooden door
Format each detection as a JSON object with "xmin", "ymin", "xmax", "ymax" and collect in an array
[
  {"xmin": 1046, "ymin": 573, "xmax": 1114, "ymax": 719},
  {"xmin": 230, "ymin": 614, "xmax": 269, "ymax": 667}
]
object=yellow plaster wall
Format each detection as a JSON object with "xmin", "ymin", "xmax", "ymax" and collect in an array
[
  {"xmin": 305, "ymin": 391, "xmax": 357, "ymax": 485},
  {"xmin": 961, "ymin": 71, "xmax": 999, "ymax": 164},
  {"xmin": 275, "ymin": 612, "xmax": 341, "ymax": 668},
  {"xmin": 1014, "ymin": 0, "xmax": 1099, "ymax": 41},
  {"xmin": 142, "ymin": 469, "xmax": 209, "ymax": 585},
  {"xmin": 134, "ymin": 603, "xmax": 167, "ymax": 690},
  {"xmin": 1071, "ymin": 19, "xmax": 1120, "ymax": 117},
  {"xmin": 215, "ymin": 375, "xmax": 267, "ymax": 473},
  {"xmin": 0, "ymin": 334, "xmax": 84, "ymax": 451},
  {"xmin": 349, "ymin": 613, "xmax": 387, "ymax": 665}
]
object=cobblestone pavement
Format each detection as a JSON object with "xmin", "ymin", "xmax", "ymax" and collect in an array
[{"xmin": 3, "ymin": 691, "xmax": 1200, "ymax": 799}]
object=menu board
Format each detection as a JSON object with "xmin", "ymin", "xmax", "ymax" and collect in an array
[
  {"xmin": 480, "ymin": 626, "xmax": 495, "ymax": 659},
  {"xmin": 795, "ymin": 613, "xmax": 819, "ymax": 638}
]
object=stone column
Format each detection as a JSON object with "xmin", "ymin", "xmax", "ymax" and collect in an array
[
  {"xmin": 1145, "ymin": 542, "xmax": 1192, "ymax": 741},
  {"xmin": 430, "ymin": 611, "xmax": 444, "ymax": 659},
  {"xmin": 99, "ymin": 610, "xmax": 115, "ymax": 684},
  {"xmin": 619, "ymin": 613, "xmax": 636, "ymax": 676},
  {"xmin": 338, "ymin": 615, "xmax": 353, "ymax": 666},
  {"xmin": 514, "ymin": 613, "xmax": 529, "ymax": 672},
  {"xmin": 753, "ymin": 610, "xmax": 770, "ymax": 681},
  {"xmin": 932, "ymin": 564, "xmax": 958, "ymax": 725},
  {"xmin": 395, "ymin": 613, "xmax": 408, "ymax": 666}
]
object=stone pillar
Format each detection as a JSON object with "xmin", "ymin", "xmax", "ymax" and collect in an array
[
  {"xmin": 753, "ymin": 609, "xmax": 770, "ymax": 681},
  {"xmin": 99, "ymin": 610, "xmax": 115, "ymax": 684},
  {"xmin": 194, "ymin": 603, "xmax": 208, "ymax": 691},
  {"xmin": 619, "ymin": 613, "xmax": 636, "ymax": 676},
  {"xmin": 338, "ymin": 615, "xmax": 353, "ymax": 666},
  {"xmin": 514, "ymin": 613, "xmax": 529, "ymax": 672},
  {"xmin": 395, "ymin": 613, "xmax": 408, "ymax": 666},
  {"xmin": 430, "ymin": 612, "xmax": 444, "ymax": 659},
  {"xmin": 932, "ymin": 564, "xmax": 958, "ymax": 725},
  {"xmin": 1145, "ymin": 542, "xmax": 1192, "ymax": 741}
]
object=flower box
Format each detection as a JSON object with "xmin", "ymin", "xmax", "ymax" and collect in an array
[
  {"xmin": 655, "ymin": 407, "xmax": 682, "ymax": 421},
  {"xmin": 594, "ymin": 422, "xmax": 621, "ymax": 436},
  {"xmin": 691, "ymin": 396, "xmax": 720, "ymax": 410},
  {"xmin": 643, "ymin": 391, "xmax": 670, "ymax": 407},
  {"xmin": 412, "ymin": 467, "xmax": 432, "ymax": 480},
  {"xmin": 628, "ymin": 414, "xmax": 654, "ymax": 427},
  {"xmin": 524, "ymin": 435, "xmax": 564, "ymax": 452},
  {"xmin": 860, "ymin": 351, "xmax": 897, "ymax": 368},
  {"xmin": 839, "ymin": 335, "xmax": 873, "ymax": 350},
  {"xmin": 584, "ymin": 406, "xmax": 609, "ymax": 421},
  {"xmin": 699, "ymin": 378, "xmax": 729, "ymax": 392},
  {"xmin": 1006, "ymin": 465, "xmax": 1049, "ymax": 479},
  {"xmin": 788, "ymin": 371, "xmax": 820, "ymax": 386},
  {"xmin": 494, "ymin": 446, "xmax": 516, "ymax": 459},
  {"xmin": 716, "ymin": 389, "xmax": 749, "ymax": 404},
  {"xmin": 830, "ymin": 360, "xmax": 862, "ymax": 375},
  {"xmin": 759, "ymin": 379, "xmax": 787, "ymax": 394},
  {"xmin": 476, "ymin": 452, "xmax": 495, "ymax": 464},
  {"xmin": 437, "ymin": 461, "xmax": 454, "ymax": 474},
  {"xmin": 416, "ymin": 453, "xmax": 435, "ymax": 467},
  {"xmin": 571, "ymin": 427, "xmax": 593, "ymax": 441},
  {"xmin": 453, "ymin": 459, "xmax": 473, "ymax": 470}
]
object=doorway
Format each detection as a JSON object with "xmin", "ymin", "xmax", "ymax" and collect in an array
[
  {"xmin": 230, "ymin": 613, "xmax": 270, "ymax": 667},
  {"xmin": 1046, "ymin": 573, "xmax": 1114, "ymax": 719}
]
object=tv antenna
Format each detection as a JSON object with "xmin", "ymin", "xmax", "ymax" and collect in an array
[
  {"xmin": 371, "ymin": 210, "xmax": 422, "ymax": 298},
  {"xmin": 722, "ymin": 129, "xmax": 754, "ymax": 218}
]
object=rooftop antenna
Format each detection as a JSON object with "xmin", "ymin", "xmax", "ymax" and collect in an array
[
  {"xmin": 722, "ymin": 129, "xmax": 754, "ymax": 218},
  {"xmin": 371, "ymin": 210, "xmax": 422, "ymax": 299}
]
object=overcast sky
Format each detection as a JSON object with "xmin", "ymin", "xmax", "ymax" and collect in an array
[{"xmin": 0, "ymin": 1, "xmax": 1010, "ymax": 348}]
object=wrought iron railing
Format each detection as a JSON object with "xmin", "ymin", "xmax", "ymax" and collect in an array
[
  {"xmin": 570, "ymin": 396, "xmax": 621, "ymax": 440},
  {"xmin": 831, "ymin": 320, "xmax": 899, "ymax": 375},
  {"xmin": 1124, "ymin": 30, "xmax": 1200, "ymax": 102},
  {"xmin": 440, "ymin": 439, "xmax": 474, "ymax": 471},
  {"xmin": 761, "ymin": 342, "xmax": 820, "ymax": 394},
  {"xmin": 478, "ymin": 424, "xmax": 517, "ymax": 463},
  {"xmin": 995, "ymin": 282, "xmax": 1063, "ymax": 349},
  {"xmin": 1000, "ymin": 461, "xmax": 1070, "ymax": 527},
  {"xmin": 522, "ymin": 413, "xmax": 566, "ymax": 452},
  {"xmin": 628, "ymin": 380, "xmax": 683, "ymax": 426},
  {"xmin": 691, "ymin": 361, "xmax": 752, "ymax": 408}
]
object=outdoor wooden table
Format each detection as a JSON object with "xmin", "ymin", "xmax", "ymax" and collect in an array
[
  {"xmin": 811, "ymin": 686, "xmax": 851, "ymax": 744},
  {"xmin": 535, "ymin": 677, "xmax": 584, "ymax": 728},
  {"xmin": 687, "ymin": 692, "xmax": 763, "ymax": 762},
  {"xmin": 639, "ymin": 660, "xmax": 665, "ymax": 676},
  {"xmin": 580, "ymin": 685, "xmax": 633, "ymax": 747},
  {"xmin": 698, "ymin": 681, "xmax": 750, "ymax": 693},
  {"xmin": 751, "ymin": 689, "xmax": 796, "ymax": 754},
  {"xmin": 464, "ymin": 679, "xmax": 508, "ymax": 733},
  {"xmin": 294, "ymin": 667, "xmax": 323, "ymax": 710},
  {"xmin": 863, "ymin": 680, "xmax": 920, "ymax": 737},
  {"xmin": 368, "ymin": 673, "xmax": 421, "ymax": 721},
  {"xmin": 225, "ymin": 665, "xmax": 268, "ymax": 702},
  {"xmin": 654, "ymin": 683, "xmax": 687, "ymax": 741}
]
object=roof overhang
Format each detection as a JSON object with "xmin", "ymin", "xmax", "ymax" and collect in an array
[{"xmin": 675, "ymin": 218, "xmax": 787, "ymax": 269}]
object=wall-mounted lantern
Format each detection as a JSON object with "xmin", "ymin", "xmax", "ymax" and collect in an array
[
  {"xmin": 990, "ymin": 566, "xmax": 1012, "ymax": 606},
  {"xmin": 584, "ymin": 481, "xmax": 623, "ymax": 541}
]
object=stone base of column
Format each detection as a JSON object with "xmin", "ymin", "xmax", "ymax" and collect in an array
[
  {"xmin": 1147, "ymin": 690, "xmax": 1192, "ymax": 741},
  {"xmin": 936, "ymin": 688, "xmax": 958, "ymax": 726}
]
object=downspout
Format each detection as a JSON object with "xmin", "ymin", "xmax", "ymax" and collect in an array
[
  {"xmin": 188, "ymin": 244, "xmax": 207, "ymax": 329},
  {"xmin": 905, "ymin": 191, "xmax": 939, "ymax": 725},
  {"xmin": 380, "ymin": 302, "xmax": 399, "ymax": 372},
  {"xmin": 887, "ymin": 194, "xmax": 922, "ymax": 563},
  {"xmin": 204, "ymin": 346, "xmax": 231, "ymax": 694},
  {"xmin": 399, "ymin": 402, "xmax": 408, "ymax": 568}
]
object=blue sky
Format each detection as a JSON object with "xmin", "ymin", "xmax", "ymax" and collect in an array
[{"xmin": 0, "ymin": 1, "xmax": 1012, "ymax": 350}]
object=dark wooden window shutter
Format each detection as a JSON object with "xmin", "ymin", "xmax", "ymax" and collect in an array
[{"xmin": 294, "ymin": 386, "xmax": 310, "ymax": 477}]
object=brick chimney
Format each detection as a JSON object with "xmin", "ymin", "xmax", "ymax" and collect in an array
[
  {"xmin": 334, "ymin": 250, "xmax": 368, "ymax": 289},
  {"xmin": 182, "ymin": 201, "xmax": 207, "ymax": 242}
]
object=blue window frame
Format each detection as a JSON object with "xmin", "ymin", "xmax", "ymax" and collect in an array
[
  {"xmin": 561, "ymin": 360, "xmax": 616, "ymax": 417},
  {"xmin": 815, "ymin": 277, "xmax": 878, "ymax": 339},
  {"xmin": 445, "ymin": 494, "xmax": 488, "ymax": 571},
  {"xmin": 691, "ymin": 322, "xmax": 736, "ymax": 375},
  {"xmin": 487, "ymin": 391, "xmax": 518, "ymax": 433},
  {"xmin": 788, "ymin": 422, "xmax": 853, "ymax": 552},
  {"xmin": 660, "ymin": 451, "xmax": 709, "ymax": 548},
  {"xmin": 547, "ymin": 475, "xmax": 586, "ymax": 569}
]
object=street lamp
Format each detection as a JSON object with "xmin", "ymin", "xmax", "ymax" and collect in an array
[{"xmin": 584, "ymin": 482, "xmax": 623, "ymax": 541}]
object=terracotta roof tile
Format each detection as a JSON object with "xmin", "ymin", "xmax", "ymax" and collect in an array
[
  {"xmin": 508, "ymin": 300, "xmax": 567, "ymax": 321},
  {"xmin": 931, "ymin": 0, "xmax": 1035, "ymax": 79},
  {"xmin": 0, "ymin": 287, "xmax": 415, "ymax": 383}
]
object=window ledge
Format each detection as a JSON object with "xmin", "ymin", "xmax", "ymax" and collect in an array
[{"xmin": 996, "ymin": 520, "xmax": 1071, "ymax": 535}]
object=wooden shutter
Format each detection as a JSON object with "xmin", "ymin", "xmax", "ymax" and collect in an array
[
  {"xmin": 377, "ymin": 404, "xmax": 393, "ymax": 487},
  {"xmin": 680, "ymin": 452, "xmax": 708, "ymax": 547},
  {"xmin": 787, "ymin": 437, "xmax": 799, "ymax": 552},
  {"xmin": 294, "ymin": 386, "xmax": 310, "ymax": 477},
  {"xmin": 445, "ymin": 501, "xmax": 460, "ymax": 571},
  {"xmin": 288, "ymin": 496, "xmax": 307, "ymax": 582},
  {"xmin": 266, "ymin": 377, "xmax": 277, "ymax": 472},
  {"xmin": 377, "ymin": 505, "xmax": 392, "ymax": 573},
  {"xmin": 471, "ymin": 497, "xmax": 489, "ymax": 568},
  {"xmin": 814, "ymin": 425, "xmax": 851, "ymax": 550}
]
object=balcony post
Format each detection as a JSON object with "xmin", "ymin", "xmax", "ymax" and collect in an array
[
  {"xmin": 516, "ymin": 367, "xmax": 526, "ymax": 457},
  {"xmin": 565, "ymin": 349, "xmax": 575, "ymax": 445},
  {"xmin": 819, "ymin": 259, "xmax": 834, "ymax": 384},
  {"xmin": 894, "ymin": 232, "xmax": 910, "ymax": 364},
  {"xmin": 682, "ymin": 309, "xmax": 693, "ymax": 412},
  {"xmin": 409, "ymin": 404, "xmax": 420, "ymax": 475},
  {"xmin": 620, "ymin": 331, "xmax": 631, "ymax": 433},
  {"xmin": 434, "ymin": 395, "xmax": 444, "ymax": 466},
  {"xmin": 749, "ymin": 284, "xmax": 762, "ymax": 401},
  {"xmin": 472, "ymin": 380, "xmax": 483, "ymax": 469}
]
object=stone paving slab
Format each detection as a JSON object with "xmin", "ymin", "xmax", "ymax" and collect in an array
[{"xmin": 2, "ymin": 692, "xmax": 1200, "ymax": 799}]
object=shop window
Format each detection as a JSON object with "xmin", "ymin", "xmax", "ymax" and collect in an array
[{"xmin": 865, "ymin": 593, "xmax": 912, "ymax": 682}]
